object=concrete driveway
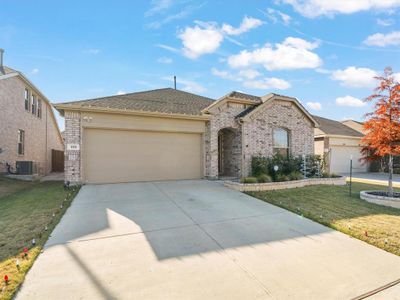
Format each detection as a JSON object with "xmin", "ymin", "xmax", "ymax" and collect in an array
[{"xmin": 17, "ymin": 180, "xmax": 400, "ymax": 299}]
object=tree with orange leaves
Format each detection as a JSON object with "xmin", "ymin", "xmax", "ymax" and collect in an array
[{"xmin": 361, "ymin": 67, "xmax": 400, "ymax": 197}]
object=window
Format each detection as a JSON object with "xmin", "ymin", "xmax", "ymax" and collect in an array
[
  {"xmin": 273, "ymin": 128, "xmax": 289, "ymax": 157},
  {"xmin": 17, "ymin": 130, "xmax": 25, "ymax": 155},
  {"xmin": 31, "ymin": 94, "xmax": 36, "ymax": 115},
  {"xmin": 24, "ymin": 89, "xmax": 30, "ymax": 111},
  {"xmin": 37, "ymin": 99, "xmax": 42, "ymax": 118}
]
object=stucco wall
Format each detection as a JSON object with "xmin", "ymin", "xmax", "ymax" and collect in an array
[{"xmin": 0, "ymin": 76, "xmax": 64, "ymax": 174}]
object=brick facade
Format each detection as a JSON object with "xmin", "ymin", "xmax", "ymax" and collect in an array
[
  {"xmin": 205, "ymin": 98, "xmax": 315, "ymax": 178},
  {"xmin": 64, "ymin": 111, "xmax": 82, "ymax": 183},
  {"xmin": 0, "ymin": 75, "xmax": 64, "ymax": 175}
]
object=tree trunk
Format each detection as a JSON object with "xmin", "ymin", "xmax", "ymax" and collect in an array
[{"xmin": 388, "ymin": 154, "xmax": 394, "ymax": 197}]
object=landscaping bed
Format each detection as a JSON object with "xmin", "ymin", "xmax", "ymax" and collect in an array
[
  {"xmin": 360, "ymin": 190, "xmax": 400, "ymax": 209},
  {"xmin": 0, "ymin": 176, "xmax": 80, "ymax": 300},
  {"xmin": 248, "ymin": 182, "xmax": 400, "ymax": 256},
  {"xmin": 225, "ymin": 176, "xmax": 346, "ymax": 191}
]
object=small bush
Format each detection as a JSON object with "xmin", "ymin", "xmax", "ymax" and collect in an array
[
  {"xmin": 321, "ymin": 172, "xmax": 341, "ymax": 178},
  {"xmin": 288, "ymin": 171, "xmax": 303, "ymax": 181},
  {"xmin": 241, "ymin": 177, "xmax": 258, "ymax": 184},
  {"xmin": 276, "ymin": 174, "xmax": 289, "ymax": 182},
  {"xmin": 257, "ymin": 174, "xmax": 272, "ymax": 183}
]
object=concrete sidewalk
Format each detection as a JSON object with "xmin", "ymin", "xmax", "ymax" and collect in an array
[
  {"xmin": 344, "ymin": 172, "xmax": 400, "ymax": 188},
  {"xmin": 16, "ymin": 180, "xmax": 400, "ymax": 299}
]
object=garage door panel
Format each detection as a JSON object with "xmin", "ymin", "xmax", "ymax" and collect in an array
[
  {"xmin": 330, "ymin": 146, "xmax": 367, "ymax": 173},
  {"xmin": 84, "ymin": 129, "xmax": 202, "ymax": 183}
]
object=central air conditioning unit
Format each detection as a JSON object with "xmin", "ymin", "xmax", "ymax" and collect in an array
[{"xmin": 16, "ymin": 161, "xmax": 38, "ymax": 175}]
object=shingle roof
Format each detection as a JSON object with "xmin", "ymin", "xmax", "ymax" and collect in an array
[
  {"xmin": 228, "ymin": 91, "xmax": 262, "ymax": 102},
  {"xmin": 57, "ymin": 88, "xmax": 215, "ymax": 116},
  {"xmin": 3, "ymin": 66, "xmax": 18, "ymax": 74},
  {"xmin": 313, "ymin": 115, "xmax": 364, "ymax": 137}
]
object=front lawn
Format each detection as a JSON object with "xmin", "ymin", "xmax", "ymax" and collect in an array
[
  {"xmin": 248, "ymin": 183, "xmax": 400, "ymax": 256},
  {"xmin": 0, "ymin": 176, "xmax": 79, "ymax": 300}
]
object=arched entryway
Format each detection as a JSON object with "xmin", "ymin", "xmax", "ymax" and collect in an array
[{"xmin": 218, "ymin": 127, "xmax": 242, "ymax": 177}]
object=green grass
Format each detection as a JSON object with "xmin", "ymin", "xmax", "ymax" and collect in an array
[
  {"xmin": 248, "ymin": 183, "xmax": 400, "ymax": 256},
  {"xmin": 0, "ymin": 177, "xmax": 80, "ymax": 300}
]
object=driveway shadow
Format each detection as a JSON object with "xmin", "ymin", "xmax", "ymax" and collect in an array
[{"xmin": 46, "ymin": 180, "xmax": 331, "ymax": 260}]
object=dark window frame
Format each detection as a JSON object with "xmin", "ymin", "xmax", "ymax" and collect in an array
[
  {"xmin": 24, "ymin": 89, "xmax": 30, "ymax": 111},
  {"xmin": 17, "ymin": 129, "xmax": 25, "ymax": 155},
  {"xmin": 31, "ymin": 94, "xmax": 36, "ymax": 115},
  {"xmin": 37, "ymin": 99, "xmax": 42, "ymax": 118}
]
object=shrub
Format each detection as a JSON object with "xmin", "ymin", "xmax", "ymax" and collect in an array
[
  {"xmin": 276, "ymin": 174, "xmax": 289, "ymax": 182},
  {"xmin": 257, "ymin": 174, "xmax": 272, "ymax": 183},
  {"xmin": 321, "ymin": 172, "xmax": 341, "ymax": 178},
  {"xmin": 241, "ymin": 177, "xmax": 258, "ymax": 184},
  {"xmin": 288, "ymin": 171, "xmax": 303, "ymax": 181}
]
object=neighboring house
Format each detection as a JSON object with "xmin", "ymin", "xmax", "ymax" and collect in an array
[
  {"xmin": 0, "ymin": 49, "xmax": 64, "ymax": 175},
  {"xmin": 341, "ymin": 119, "xmax": 365, "ymax": 134},
  {"xmin": 55, "ymin": 88, "xmax": 318, "ymax": 184},
  {"xmin": 313, "ymin": 116, "xmax": 366, "ymax": 174}
]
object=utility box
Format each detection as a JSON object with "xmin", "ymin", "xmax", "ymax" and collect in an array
[{"xmin": 16, "ymin": 161, "xmax": 38, "ymax": 175}]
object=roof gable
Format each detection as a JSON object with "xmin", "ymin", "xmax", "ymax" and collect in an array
[{"xmin": 239, "ymin": 94, "xmax": 319, "ymax": 127}]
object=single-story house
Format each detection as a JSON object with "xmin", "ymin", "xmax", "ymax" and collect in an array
[
  {"xmin": 313, "ymin": 116, "xmax": 366, "ymax": 174},
  {"xmin": 341, "ymin": 119, "xmax": 365, "ymax": 134},
  {"xmin": 55, "ymin": 88, "xmax": 318, "ymax": 184}
]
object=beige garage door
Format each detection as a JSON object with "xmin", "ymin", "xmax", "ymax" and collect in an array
[
  {"xmin": 330, "ymin": 146, "xmax": 367, "ymax": 174},
  {"xmin": 84, "ymin": 128, "xmax": 203, "ymax": 183}
]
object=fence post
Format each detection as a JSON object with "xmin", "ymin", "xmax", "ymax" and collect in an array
[{"xmin": 349, "ymin": 155, "xmax": 353, "ymax": 197}]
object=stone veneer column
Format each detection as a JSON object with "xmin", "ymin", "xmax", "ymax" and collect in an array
[{"xmin": 64, "ymin": 111, "xmax": 82, "ymax": 184}]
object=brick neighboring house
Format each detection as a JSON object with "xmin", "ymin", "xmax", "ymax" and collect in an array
[
  {"xmin": 55, "ymin": 88, "xmax": 318, "ymax": 184},
  {"xmin": 0, "ymin": 49, "xmax": 64, "ymax": 175}
]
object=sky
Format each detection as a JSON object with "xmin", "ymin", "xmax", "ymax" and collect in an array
[{"xmin": 1, "ymin": 0, "xmax": 400, "ymax": 131}]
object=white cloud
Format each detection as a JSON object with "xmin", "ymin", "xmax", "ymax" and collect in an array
[
  {"xmin": 306, "ymin": 101, "xmax": 322, "ymax": 110},
  {"xmin": 146, "ymin": 3, "xmax": 205, "ymax": 29},
  {"xmin": 31, "ymin": 68, "xmax": 39, "ymax": 75},
  {"xmin": 83, "ymin": 49, "xmax": 100, "ymax": 55},
  {"xmin": 145, "ymin": 0, "xmax": 173, "ymax": 17},
  {"xmin": 243, "ymin": 77, "xmax": 291, "ymax": 90},
  {"xmin": 264, "ymin": 8, "xmax": 292, "ymax": 25},
  {"xmin": 211, "ymin": 67, "xmax": 240, "ymax": 81},
  {"xmin": 117, "ymin": 90, "xmax": 126, "ymax": 95},
  {"xmin": 221, "ymin": 16, "xmax": 263, "ymax": 35},
  {"xmin": 281, "ymin": 0, "xmax": 400, "ymax": 18},
  {"xmin": 363, "ymin": 31, "xmax": 400, "ymax": 47},
  {"xmin": 394, "ymin": 72, "xmax": 400, "ymax": 82},
  {"xmin": 377, "ymin": 18, "xmax": 395, "ymax": 26},
  {"xmin": 336, "ymin": 95, "xmax": 365, "ymax": 107},
  {"xmin": 228, "ymin": 37, "xmax": 321, "ymax": 71},
  {"xmin": 155, "ymin": 43, "xmax": 180, "ymax": 53},
  {"xmin": 178, "ymin": 16, "xmax": 263, "ymax": 59},
  {"xmin": 315, "ymin": 68, "xmax": 331, "ymax": 74},
  {"xmin": 331, "ymin": 66, "xmax": 378, "ymax": 88},
  {"xmin": 157, "ymin": 57, "xmax": 173, "ymax": 64},
  {"xmin": 211, "ymin": 68, "xmax": 261, "ymax": 81},
  {"xmin": 238, "ymin": 69, "xmax": 261, "ymax": 79},
  {"xmin": 178, "ymin": 23, "xmax": 223, "ymax": 59}
]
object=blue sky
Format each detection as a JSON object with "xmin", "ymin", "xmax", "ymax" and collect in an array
[{"xmin": 1, "ymin": 0, "xmax": 400, "ymax": 130}]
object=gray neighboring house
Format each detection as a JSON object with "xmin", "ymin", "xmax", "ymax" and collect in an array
[
  {"xmin": 0, "ymin": 49, "xmax": 64, "ymax": 175},
  {"xmin": 55, "ymin": 89, "xmax": 318, "ymax": 184},
  {"xmin": 313, "ymin": 116, "xmax": 366, "ymax": 174}
]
